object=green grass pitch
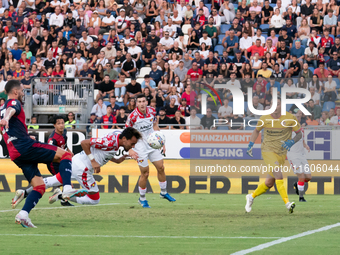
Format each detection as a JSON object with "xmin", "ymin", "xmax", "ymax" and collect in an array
[{"xmin": 0, "ymin": 193, "xmax": 339, "ymax": 255}]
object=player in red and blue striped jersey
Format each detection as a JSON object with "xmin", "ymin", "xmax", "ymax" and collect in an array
[{"xmin": 0, "ymin": 80, "xmax": 88, "ymax": 228}]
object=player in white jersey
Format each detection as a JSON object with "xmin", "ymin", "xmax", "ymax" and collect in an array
[
  {"xmin": 125, "ymin": 94, "xmax": 176, "ymax": 208},
  {"xmin": 14, "ymin": 127, "xmax": 141, "ymax": 206},
  {"xmin": 287, "ymin": 129, "xmax": 312, "ymax": 202}
]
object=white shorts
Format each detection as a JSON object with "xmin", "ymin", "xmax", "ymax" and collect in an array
[
  {"xmin": 288, "ymin": 156, "xmax": 311, "ymax": 174},
  {"xmin": 72, "ymin": 154, "xmax": 99, "ymax": 193},
  {"xmin": 133, "ymin": 140, "xmax": 163, "ymax": 168}
]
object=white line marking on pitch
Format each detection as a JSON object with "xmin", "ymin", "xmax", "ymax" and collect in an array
[
  {"xmin": 0, "ymin": 234, "xmax": 281, "ymax": 239},
  {"xmin": 0, "ymin": 203, "xmax": 122, "ymax": 213},
  {"xmin": 231, "ymin": 222, "xmax": 340, "ymax": 255}
]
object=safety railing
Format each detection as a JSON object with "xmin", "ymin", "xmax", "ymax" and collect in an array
[{"xmin": 24, "ymin": 77, "xmax": 95, "ymax": 123}]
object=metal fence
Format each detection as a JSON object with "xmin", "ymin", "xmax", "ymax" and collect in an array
[{"xmin": 24, "ymin": 77, "xmax": 95, "ymax": 123}]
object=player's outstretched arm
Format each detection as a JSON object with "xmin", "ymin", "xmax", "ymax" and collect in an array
[
  {"xmin": 0, "ymin": 107, "xmax": 16, "ymax": 130},
  {"xmin": 110, "ymin": 155, "xmax": 128, "ymax": 164},
  {"xmin": 247, "ymin": 129, "xmax": 260, "ymax": 157},
  {"xmin": 81, "ymin": 139, "xmax": 101, "ymax": 173}
]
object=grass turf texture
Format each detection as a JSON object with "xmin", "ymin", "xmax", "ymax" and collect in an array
[{"xmin": 0, "ymin": 193, "xmax": 339, "ymax": 255}]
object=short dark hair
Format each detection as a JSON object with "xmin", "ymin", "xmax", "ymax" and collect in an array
[
  {"xmin": 119, "ymin": 106, "xmax": 125, "ymax": 110},
  {"xmin": 136, "ymin": 93, "xmax": 146, "ymax": 100},
  {"xmin": 120, "ymin": 127, "xmax": 142, "ymax": 140},
  {"xmin": 53, "ymin": 115, "xmax": 65, "ymax": 124},
  {"xmin": 5, "ymin": 79, "xmax": 21, "ymax": 94}
]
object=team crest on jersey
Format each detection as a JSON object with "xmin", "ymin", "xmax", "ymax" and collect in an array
[
  {"xmin": 11, "ymin": 101, "xmax": 16, "ymax": 106},
  {"xmin": 138, "ymin": 159, "xmax": 144, "ymax": 163},
  {"xmin": 91, "ymin": 182, "xmax": 96, "ymax": 187},
  {"xmin": 49, "ymin": 140, "xmax": 53, "ymax": 145}
]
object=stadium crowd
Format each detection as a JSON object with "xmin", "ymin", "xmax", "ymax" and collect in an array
[{"xmin": 0, "ymin": 0, "xmax": 340, "ymax": 130}]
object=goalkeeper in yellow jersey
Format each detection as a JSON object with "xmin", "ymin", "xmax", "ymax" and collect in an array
[{"xmin": 245, "ymin": 97, "xmax": 302, "ymax": 213}]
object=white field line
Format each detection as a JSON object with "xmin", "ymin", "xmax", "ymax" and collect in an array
[
  {"xmin": 231, "ymin": 222, "xmax": 340, "ymax": 255},
  {"xmin": 0, "ymin": 233, "xmax": 281, "ymax": 239},
  {"xmin": 0, "ymin": 202, "xmax": 122, "ymax": 213}
]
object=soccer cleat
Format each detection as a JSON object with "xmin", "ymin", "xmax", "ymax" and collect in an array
[
  {"xmin": 245, "ymin": 194, "xmax": 254, "ymax": 213},
  {"xmin": 11, "ymin": 189, "xmax": 25, "ymax": 209},
  {"xmin": 293, "ymin": 182, "xmax": 299, "ymax": 195},
  {"xmin": 62, "ymin": 189, "xmax": 88, "ymax": 201},
  {"xmin": 299, "ymin": 197, "xmax": 307, "ymax": 202},
  {"xmin": 160, "ymin": 193, "xmax": 176, "ymax": 202},
  {"xmin": 61, "ymin": 200, "xmax": 74, "ymax": 206},
  {"xmin": 286, "ymin": 202, "xmax": 296, "ymax": 213},
  {"xmin": 49, "ymin": 188, "xmax": 62, "ymax": 204},
  {"xmin": 15, "ymin": 213, "xmax": 37, "ymax": 228},
  {"xmin": 138, "ymin": 198, "xmax": 151, "ymax": 208}
]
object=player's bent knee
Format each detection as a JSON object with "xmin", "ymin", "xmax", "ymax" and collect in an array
[{"xmin": 33, "ymin": 184, "xmax": 46, "ymax": 196}]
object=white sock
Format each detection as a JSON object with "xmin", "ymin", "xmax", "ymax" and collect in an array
[
  {"xmin": 63, "ymin": 185, "xmax": 72, "ymax": 192},
  {"xmin": 298, "ymin": 184, "xmax": 305, "ymax": 198},
  {"xmin": 139, "ymin": 186, "xmax": 147, "ymax": 201},
  {"xmin": 19, "ymin": 210, "xmax": 28, "ymax": 217},
  {"xmin": 159, "ymin": 181, "xmax": 167, "ymax": 195},
  {"xmin": 26, "ymin": 186, "xmax": 33, "ymax": 194},
  {"xmin": 44, "ymin": 176, "xmax": 62, "ymax": 189},
  {"xmin": 70, "ymin": 195, "xmax": 100, "ymax": 205}
]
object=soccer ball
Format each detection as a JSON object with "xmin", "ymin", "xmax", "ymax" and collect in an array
[{"xmin": 147, "ymin": 131, "xmax": 165, "ymax": 149}]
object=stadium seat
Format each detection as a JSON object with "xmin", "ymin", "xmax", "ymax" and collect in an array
[
  {"xmin": 104, "ymin": 101, "xmax": 110, "ymax": 106},
  {"xmin": 182, "ymin": 24, "xmax": 191, "ymax": 35},
  {"xmin": 116, "ymin": 102, "xmax": 124, "ymax": 107},
  {"xmin": 212, "ymin": 113, "xmax": 218, "ymax": 119},
  {"xmin": 335, "ymin": 79, "xmax": 340, "ymax": 89},
  {"xmin": 228, "ymin": 101, "xmax": 233, "ymax": 108},
  {"xmin": 125, "ymin": 78, "xmax": 131, "ymax": 84},
  {"xmin": 308, "ymin": 67, "xmax": 315, "ymax": 73},
  {"xmin": 269, "ymin": 3, "xmax": 276, "ymax": 8},
  {"xmin": 330, "ymin": 34, "xmax": 335, "ymax": 41},
  {"xmin": 184, "ymin": 35, "xmax": 189, "ymax": 43},
  {"xmin": 221, "ymin": 24, "xmax": 231, "ymax": 34},
  {"xmin": 322, "ymin": 101, "xmax": 335, "ymax": 112},
  {"xmin": 215, "ymin": 45, "xmax": 224, "ymax": 56},
  {"xmin": 30, "ymin": 56, "xmax": 36, "ymax": 66},
  {"xmin": 118, "ymin": 34, "xmax": 123, "ymax": 40},
  {"xmin": 275, "ymin": 34, "xmax": 279, "ymax": 38},
  {"xmin": 259, "ymin": 24, "xmax": 270, "ymax": 33},
  {"xmin": 196, "ymin": 114, "xmax": 204, "ymax": 119},
  {"xmin": 233, "ymin": 3, "xmax": 238, "ymax": 10},
  {"xmin": 136, "ymin": 78, "xmax": 144, "ymax": 85},
  {"xmin": 245, "ymin": 125, "xmax": 256, "ymax": 130},
  {"xmin": 217, "ymin": 126, "xmax": 229, "ymax": 130},
  {"xmin": 94, "ymin": 89, "xmax": 99, "ymax": 101},
  {"xmin": 228, "ymin": 56, "xmax": 234, "ymax": 60},
  {"xmin": 218, "ymin": 34, "xmax": 224, "ymax": 45},
  {"xmin": 138, "ymin": 67, "xmax": 151, "ymax": 78},
  {"xmin": 263, "ymin": 35, "xmax": 268, "ymax": 41},
  {"xmin": 206, "ymin": 4, "xmax": 211, "ymax": 12},
  {"xmin": 103, "ymin": 34, "xmax": 109, "ymax": 43},
  {"xmin": 286, "ymin": 104, "xmax": 293, "ymax": 112}
]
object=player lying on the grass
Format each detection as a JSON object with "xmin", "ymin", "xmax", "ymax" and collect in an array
[
  {"xmin": 14, "ymin": 127, "xmax": 141, "ymax": 206},
  {"xmin": 12, "ymin": 115, "xmax": 75, "ymax": 208},
  {"xmin": 246, "ymin": 97, "xmax": 302, "ymax": 213},
  {"xmin": 0, "ymin": 80, "xmax": 88, "ymax": 228},
  {"xmin": 125, "ymin": 94, "xmax": 176, "ymax": 208},
  {"xmin": 287, "ymin": 128, "xmax": 312, "ymax": 202}
]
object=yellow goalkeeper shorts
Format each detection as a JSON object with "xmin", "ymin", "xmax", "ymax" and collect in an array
[{"xmin": 262, "ymin": 152, "xmax": 286, "ymax": 177}]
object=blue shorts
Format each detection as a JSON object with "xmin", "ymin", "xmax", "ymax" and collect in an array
[{"xmin": 13, "ymin": 141, "xmax": 58, "ymax": 183}]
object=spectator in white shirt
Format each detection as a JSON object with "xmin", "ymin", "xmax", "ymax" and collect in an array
[
  {"xmin": 79, "ymin": 30, "xmax": 93, "ymax": 50},
  {"xmin": 186, "ymin": 107, "xmax": 202, "ymax": 129},
  {"xmin": 49, "ymin": 6, "xmax": 64, "ymax": 28},
  {"xmin": 73, "ymin": 51, "xmax": 86, "ymax": 72},
  {"xmin": 199, "ymin": 31, "xmax": 212, "ymax": 51},
  {"xmin": 176, "ymin": 0, "xmax": 187, "ymax": 18},
  {"xmin": 218, "ymin": 99, "xmax": 233, "ymax": 119},
  {"xmin": 252, "ymin": 28, "xmax": 266, "ymax": 47},
  {"xmin": 3, "ymin": 31, "xmax": 17, "ymax": 50},
  {"xmin": 324, "ymin": 74, "xmax": 337, "ymax": 102},
  {"xmin": 240, "ymin": 31, "xmax": 253, "ymax": 57},
  {"xmin": 163, "ymin": 18, "xmax": 178, "ymax": 38},
  {"xmin": 329, "ymin": 108, "xmax": 340, "ymax": 125},
  {"xmin": 270, "ymin": 8, "xmax": 286, "ymax": 34},
  {"xmin": 91, "ymin": 98, "xmax": 107, "ymax": 119},
  {"xmin": 159, "ymin": 32, "xmax": 174, "ymax": 50}
]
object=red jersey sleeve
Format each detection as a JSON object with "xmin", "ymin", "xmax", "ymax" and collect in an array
[{"xmin": 125, "ymin": 112, "xmax": 136, "ymax": 128}]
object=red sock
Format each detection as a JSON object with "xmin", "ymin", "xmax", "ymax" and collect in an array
[
  {"xmin": 298, "ymin": 181, "xmax": 305, "ymax": 186},
  {"xmin": 55, "ymin": 173, "xmax": 63, "ymax": 184}
]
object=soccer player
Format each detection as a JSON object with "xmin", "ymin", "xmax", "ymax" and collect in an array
[
  {"xmin": 14, "ymin": 127, "xmax": 141, "ymax": 206},
  {"xmin": 46, "ymin": 127, "xmax": 141, "ymax": 205},
  {"xmin": 12, "ymin": 115, "xmax": 74, "ymax": 207},
  {"xmin": 245, "ymin": 97, "xmax": 302, "ymax": 213},
  {"xmin": 126, "ymin": 94, "xmax": 176, "ymax": 208},
  {"xmin": 287, "ymin": 129, "xmax": 312, "ymax": 202},
  {"xmin": 0, "ymin": 80, "xmax": 88, "ymax": 228}
]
